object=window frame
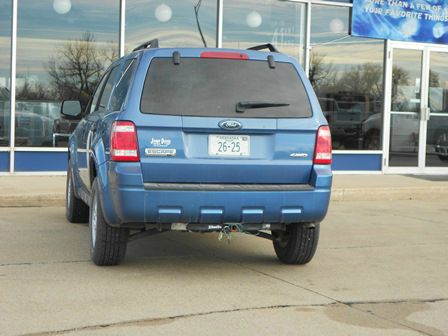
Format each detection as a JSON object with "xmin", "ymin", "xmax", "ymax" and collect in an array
[
  {"xmin": 88, "ymin": 69, "xmax": 112, "ymax": 115},
  {"xmin": 109, "ymin": 58, "xmax": 137, "ymax": 112},
  {"xmin": 96, "ymin": 65, "xmax": 122, "ymax": 115}
]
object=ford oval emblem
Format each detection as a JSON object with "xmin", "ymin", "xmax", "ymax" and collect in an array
[{"xmin": 218, "ymin": 120, "xmax": 242, "ymax": 130}]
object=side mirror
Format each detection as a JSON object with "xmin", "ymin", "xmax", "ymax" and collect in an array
[{"xmin": 61, "ymin": 100, "xmax": 82, "ymax": 119}]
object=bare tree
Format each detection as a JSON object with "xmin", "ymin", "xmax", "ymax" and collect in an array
[
  {"xmin": 194, "ymin": 0, "xmax": 207, "ymax": 47},
  {"xmin": 391, "ymin": 65, "xmax": 410, "ymax": 99},
  {"xmin": 16, "ymin": 79, "xmax": 52, "ymax": 101},
  {"xmin": 309, "ymin": 52, "xmax": 336, "ymax": 95},
  {"xmin": 100, "ymin": 40, "xmax": 120, "ymax": 64},
  {"xmin": 337, "ymin": 63, "xmax": 383, "ymax": 100},
  {"xmin": 429, "ymin": 70, "xmax": 440, "ymax": 88},
  {"xmin": 47, "ymin": 32, "xmax": 116, "ymax": 107}
]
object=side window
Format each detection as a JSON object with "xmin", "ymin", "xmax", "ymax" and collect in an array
[
  {"xmin": 89, "ymin": 70, "xmax": 111, "ymax": 114},
  {"xmin": 95, "ymin": 66, "xmax": 121, "ymax": 115},
  {"xmin": 110, "ymin": 59, "xmax": 136, "ymax": 111}
]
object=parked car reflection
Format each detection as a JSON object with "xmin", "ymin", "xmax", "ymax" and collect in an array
[
  {"xmin": 0, "ymin": 86, "xmax": 10, "ymax": 146},
  {"xmin": 52, "ymin": 101, "xmax": 83, "ymax": 147},
  {"xmin": 318, "ymin": 93, "xmax": 382, "ymax": 150},
  {"xmin": 362, "ymin": 113, "xmax": 448, "ymax": 162},
  {"xmin": 13, "ymin": 101, "xmax": 59, "ymax": 147}
]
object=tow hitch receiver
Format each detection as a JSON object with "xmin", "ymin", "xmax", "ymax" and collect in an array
[{"xmin": 128, "ymin": 223, "xmax": 285, "ymax": 243}]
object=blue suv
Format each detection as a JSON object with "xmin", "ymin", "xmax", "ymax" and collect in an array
[{"xmin": 65, "ymin": 40, "xmax": 332, "ymax": 266}]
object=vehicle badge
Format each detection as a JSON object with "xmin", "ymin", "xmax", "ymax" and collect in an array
[
  {"xmin": 290, "ymin": 153, "xmax": 309, "ymax": 158},
  {"xmin": 218, "ymin": 120, "xmax": 242, "ymax": 130},
  {"xmin": 145, "ymin": 148, "xmax": 176, "ymax": 157}
]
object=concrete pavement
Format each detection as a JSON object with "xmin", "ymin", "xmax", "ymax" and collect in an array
[
  {"xmin": 0, "ymin": 174, "xmax": 447, "ymax": 207},
  {"xmin": 0, "ymin": 200, "xmax": 447, "ymax": 335}
]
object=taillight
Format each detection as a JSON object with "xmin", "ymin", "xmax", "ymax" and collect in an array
[
  {"xmin": 110, "ymin": 121, "xmax": 139, "ymax": 162},
  {"xmin": 313, "ymin": 126, "xmax": 332, "ymax": 165}
]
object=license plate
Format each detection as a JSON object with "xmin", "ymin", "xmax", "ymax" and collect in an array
[{"xmin": 208, "ymin": 135, "xmax": 250, "ymax": 157}]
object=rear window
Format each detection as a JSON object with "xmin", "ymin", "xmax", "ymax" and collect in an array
[{"xmin": 140, "ymin": 58, "xmax": 312, "ymax": 118}]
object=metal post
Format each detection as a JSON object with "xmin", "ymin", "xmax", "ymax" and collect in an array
[
  {"xmin": 119, "ymin": 0, "xmax": 126, "ymax": 57},
  {"xmin": 304, "ymin": 1, "xmax": 311, "ymax": 77},
  {"xmin": 382, "ymin": 39, "xmax": 392, "ymax": 173},
  {"xmin": 9, "ymin": 0, "xmax": 17, "ymax": 173},
  {"xmin": 216, "ymin": 0, "xmax": 223, "ymax": 48}
]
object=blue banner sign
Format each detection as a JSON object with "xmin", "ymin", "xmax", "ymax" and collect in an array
[{"xmin": 351, "ymin": 0, "xmax": 448, "ymax": 44}]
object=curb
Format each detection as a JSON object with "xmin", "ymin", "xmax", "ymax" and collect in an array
[
  {"xmin": 331, "ymin": 186, "xmax": 448, "ymax": 202},
  {"xmin": 1, "ymin": 187, "xmax": 447, "ymax": 207}
]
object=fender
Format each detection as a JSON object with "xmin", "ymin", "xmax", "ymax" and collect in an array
[
  {"xmin": 88, "ymin": 113, "xmax": 115, "ymax": 189},
  {"xmin": 90, "ymin": 132, "xmax": 145, "ymax": 226},
  {"xmin": 68, "ymin": 134, "xmax": 84, "ymax": 200},
  {"xmin": 91, "ymin": 137, "xmax": 106, "ymax": 179},
  {"xmin": 89, "ymin": 119, "xmax": 121, "ymax": 225},
  {"xmin": 89, "ymin": 111, "xmax": 123, "ymax": 186}
]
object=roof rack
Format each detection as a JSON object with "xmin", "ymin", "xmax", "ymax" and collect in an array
[
  {"xmin": 132, "ymin": 39, "xmax": 159, "ymax": 52},
  {"xmin": 247, "ymin": 43, "xmax": 279, "ymax": 53}
]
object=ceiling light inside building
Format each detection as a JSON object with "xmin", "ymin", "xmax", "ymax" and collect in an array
[
  {"xmin": 329, "ymin": 18, "xmax": 345, "ymax": 34},
  {"xmin": 155, "ymin": 4, "xmax": 172, "ymax": 22},
  {"xmin": 53, "ymin": 0, "xmax": 72, "ymax": 15},
  {"xmin": 246, "ymin": 11, "xmax": 262, "ymax": 28}
]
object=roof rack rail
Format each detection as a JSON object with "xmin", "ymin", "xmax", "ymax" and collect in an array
[
  {"xmin": 247, "ymin": 43, "xmax": 279, "ymax": 53},
  {"xmin": 132, "ymin": 39, "xmax": 159, "ymax": 52}
]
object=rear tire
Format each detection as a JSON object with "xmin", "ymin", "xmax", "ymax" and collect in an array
[
  {"xmin": 66, "ymin": 166, "xmax": 89, "ymax": 223},
  {"xmin": 89, "ymin": 178, "xmax": 129, "ymax": 266},
  {"xmin": 272, "ymin": 223, "xmax": 320, "ymax": 265}
]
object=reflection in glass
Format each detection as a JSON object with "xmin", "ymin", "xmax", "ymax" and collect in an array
[
  {"xmin": 426, "ymin": 52, "xmax": 448, "ymax": 167},
  {"xmin": 389, "ymin": 114, "xmax": 420, "ymax": 167},
  {"xmin": 223, "ymin": 0, "xmax": 306, "ymax": 65},
  {"xmin": 126, "ymin": 0, "xmax": 216, "ymax": 50},
  {"xmin": 16, "ymin": 1, "xmax": 119, "ymax": 147},
  {"xmin": 426, "ymin": 116, "xmax": 448, "ymax": 167},
  {"xmin": 391, "ymin": 49, "xmax": 422, "ymax": 113},
  {"xmin": 428, "ymin": 52, "xmax": 448, "ymax": 115},
  {"xmin": 0, "ymin": 0, "xmax": 11, "ymax": 147},
  {"xmin": 311, "ymin": 5, "xmax": 384, "ymax": 150},
  {"xmin": 389, "ymin": 49, "xmax": 422, "ymax": 167}
]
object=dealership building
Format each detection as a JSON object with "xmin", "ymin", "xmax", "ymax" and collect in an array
[{"xmin": 0, "ymin": 0, "xmax": 447, "ymax": 174}]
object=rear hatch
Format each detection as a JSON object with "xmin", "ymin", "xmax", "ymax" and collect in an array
[{"xmin": 137, "ymin": 53, "xmax": 316, "ymax": 185}]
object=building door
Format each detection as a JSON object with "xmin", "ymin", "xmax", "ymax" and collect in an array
[
  {"xmin": 424, "ymin": 49, "xmax": 448, "ymax": 172},
  {"xmin": 385, "ymin": 42, "xmax": 448, "ymax": 174}
]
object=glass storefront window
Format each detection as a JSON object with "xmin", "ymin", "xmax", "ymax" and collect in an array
[
  {"xmin": 311, "ymin": 4, "xmax": 384, "ymax": 150},
  {"xmin": 0, "ymin": 0, "xmax": 11, "ymax": 147},
  {"xmin": 126, "ymin": 0, "xmax": 217, "ymax": 51},
  {"xmin": 16, "ymin": 0, "xmax": 119, "ymax": 147},
  {"xmin": 223, "ymin": 0, "xmax": 306, "ymax": 66}
]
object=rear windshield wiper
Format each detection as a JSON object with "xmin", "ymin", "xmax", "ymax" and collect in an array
[{"xmin": 236, "ymin": 101, "xmax": 290, "ymax": 113}]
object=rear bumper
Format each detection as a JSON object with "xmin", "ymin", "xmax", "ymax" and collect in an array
[{"xmin": 99, "ymin": 162, "xmax": 332, "ymax": 227}]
